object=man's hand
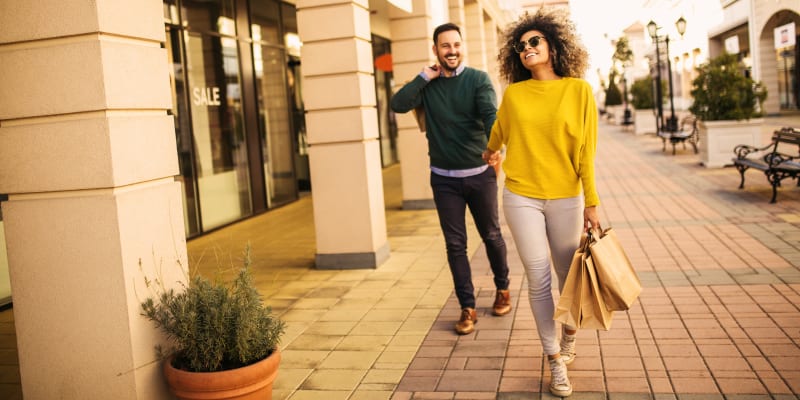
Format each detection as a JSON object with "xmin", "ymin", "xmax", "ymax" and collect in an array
[{"xmin": 422, "ymin": 64, "xmax": 441, "ymax": 81}]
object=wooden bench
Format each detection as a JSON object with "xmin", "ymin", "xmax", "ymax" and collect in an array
[
  {"xmin": 732, "ymin": 127, "xmax": 800, "ymax": 203},
  {"xmin": 657, "ymin": 115, "xmax": 698, "ymax": 155}
]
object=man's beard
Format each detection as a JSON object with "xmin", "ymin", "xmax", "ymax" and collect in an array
[{"xmin": 438, "ymin": 54, "xmax": 460, "ymax": 72}]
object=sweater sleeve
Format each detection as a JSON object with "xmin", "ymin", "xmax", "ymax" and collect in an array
[
  {"xmin": 579, "ymin": 83, "xmax": 600, "ymax": 207},
  {"xmin": 487, "ymin": 88, "xmax": 508, "ymax": 152},
  {"xmin": 474, "ymin": 71, "xmax": 498, "ymax": 138},
  {"xmin": 390, "ymin": 75, "xmax": 427, "ymax": 113}
]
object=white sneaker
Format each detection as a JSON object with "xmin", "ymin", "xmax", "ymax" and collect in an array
[
  {"xmin": 549, "ymin": 357, "xmax": 573, "ymax": 397},
  {"xmin": 560, "ymin": 332, "xmax": 576, "ymax": 365}
]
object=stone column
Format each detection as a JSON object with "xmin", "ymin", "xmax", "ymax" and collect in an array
[
  {"xmin": 449, "ymin": 0, "xmax": 469, "ymax": 65},
  {"xmin": 464, "ymin": 1, "xmax": 487, "ymax": 71},
  {"xmin": 297, "ymin": 0, "xmax": 390, "ymax": 268},
  {"xmin": 0, "ymin": 1, "xmax": 185, "ymax": 399},
  {"xmin": 483, "ymin": 17, "xmax": 502, "ymax": 96},
  {"xmin": 389, "ymin": 0, "xmax": 438, "ymax": 210}
]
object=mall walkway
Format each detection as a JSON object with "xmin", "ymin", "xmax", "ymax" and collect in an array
[{"xmin": 1, "ymin": 114, "xmax": 799, "ymax": 399}]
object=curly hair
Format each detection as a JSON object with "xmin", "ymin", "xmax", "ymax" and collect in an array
[{"xmin": 497, "ymin": 7, "xmax": 589, "ymax": 83}]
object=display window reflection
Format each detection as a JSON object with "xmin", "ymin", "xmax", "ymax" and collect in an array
[
  {"xmin": 165, "ymin": 25, "xmax": 201, "ymax": 236},
  {"xmin": 373, "ymin": 35, "xmax": 399, "ymax": 167},
  {"xmin": 185, "ymin": 32, "xmax": 253, "ymax": 230},
  {"xmin": 251, "ymin": 0, "xmax": 301, "ymax": 205},
  {"xmin": 253, "ymin": 42, "xmax": 296, "ymax": 206},
  {"xmin": 180, "ymin": 0, "xmax": 237, "ymax": 36}
]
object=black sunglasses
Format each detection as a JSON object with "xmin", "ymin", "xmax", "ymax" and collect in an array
[{"xmin": 514, "ymin": 35, "xmax": 546, "ymax": 53}]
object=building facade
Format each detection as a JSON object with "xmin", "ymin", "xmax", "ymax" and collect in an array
[{"xmin": 708, "ymin": 0, "xmax": 799, "ymax": 115}]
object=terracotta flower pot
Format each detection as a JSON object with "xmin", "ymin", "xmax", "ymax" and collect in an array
[{"xmin": 163, "ymin": 348, "xmax": 281, "ymax": 400}]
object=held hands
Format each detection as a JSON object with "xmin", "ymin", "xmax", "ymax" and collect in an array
[
  {"xmin": 584, "ymin": 206, "xmax": 601, "ymax": 233},
  {"xmin": 422, "ymin": 64, "xmax": 441, "ymax": 81},
  {"xmin": 482, "ymin": 148, "xmax": 502, "ymax": 166}
]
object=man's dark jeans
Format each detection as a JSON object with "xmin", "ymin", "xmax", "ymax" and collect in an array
[{"xmin": 431, "ymin": 167, "xmax": 509, "ymax": 310}]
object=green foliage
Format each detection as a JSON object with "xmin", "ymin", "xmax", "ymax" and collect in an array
[
  {"xmin": 689, "ymin": 53, "xmax": 768, "ymax": 121},
  {"xmin": 141, "ymin": 247, "xmax": 285, "ymax": 373},
  {"xmin": 605, "ymin": 70, "xmax": 623, "ymax": 107},
  {"xmin": 630, "ymin": 77, "xmax": 654, "ymax": 109},
  {"xmin": 630, "ymin": 76, "xmax": 667, "ymax": 110},
  {"xmin": 612, "ymin": 36, "xmax": 634, "ymax": 68}
]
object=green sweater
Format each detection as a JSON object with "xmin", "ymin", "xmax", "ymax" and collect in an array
[{"xmin": 391, "ymin": 67, "xmax": 497, "ymax": 170}]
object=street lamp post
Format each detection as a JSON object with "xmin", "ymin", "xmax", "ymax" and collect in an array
[
  {"xmin": 648, "ymin": 24, "xmax": 664, "ymax": 133},
  {"xmin": 647, "ymin": 17, "xmax": 687, "ymax": 133},
  {"xmin": 622, "ymin": 71, "xmax": 632, "ymax": 126}
]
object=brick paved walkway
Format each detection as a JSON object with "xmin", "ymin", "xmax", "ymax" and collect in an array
[
  {"xmin": 1, "ymin": 116, "xmax": 798, "ymax": 400},
  {"xmin": 392, "ymin": 118, "xmax": 800, "ymax": 399}
]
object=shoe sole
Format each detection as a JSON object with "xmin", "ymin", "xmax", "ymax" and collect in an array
[
  {"xmin": 455, "ymin": 320, "xmax": 476, "ymax": 335},
  {"xmin": 492, "ymin": 307, "xmax": 511, "ymax": 316},
  {"xmin": 550, "ymin": 387, "xmax": 573, "ymax": 397}
]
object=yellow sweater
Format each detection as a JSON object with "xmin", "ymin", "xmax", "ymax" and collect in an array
[{"xmin": 487, "ymin": 77, "xmax": 599, "ymax": 206}]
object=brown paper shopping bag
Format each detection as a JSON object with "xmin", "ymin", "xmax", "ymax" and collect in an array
[
  {"xmin": 588, "ymin": 228, "xmax": 641, "ymax": 311},
  {"xmin": 554, "ymin": 242, "xmax": 585, "ymax": 328},
  {"xmin": 579, "ymin": 255, "xmax": 614, "ymax": 330},
  {"xmin": 555, "ymin": 235, "xmax": 613, "ymax": 330}
]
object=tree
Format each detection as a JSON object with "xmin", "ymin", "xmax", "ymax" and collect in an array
[
  {"xmin": 612, "ymin": 36, "xmax": 634, "ymax": 70},
  {"xmin": 689, "ymin": 53, "xmax": 767, "ymax": 121},
  {"xmin": 630, "ymin": 76, "xmax": 666, "ymax": 109},
  {"xmin": 610, "ymin": 36, "xmax": 634, "ymax": 107},
  {"xmin": 605, "ymin": 70, "xmax": 623, "ymax": 107}
]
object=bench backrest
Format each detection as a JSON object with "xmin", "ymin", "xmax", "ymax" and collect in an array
[
  {"xmin": 680, "ymin": 115, "xmax": 697, "ymax": 132},
  {"xmin": 771, "ymin": 127, "xmax": 800, "ymax": 155}
]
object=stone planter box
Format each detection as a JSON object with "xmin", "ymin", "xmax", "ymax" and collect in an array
[
  {"xmin": 604, "ymin": 105, "xmax": 621, "ymax": 124},
  {"xmin": 697, "ymin": 118, "xmax": 764, "ymax": 168},
  {"xmin": 633, "ymin": 109, "xmax": 656, "ymax": 135}
]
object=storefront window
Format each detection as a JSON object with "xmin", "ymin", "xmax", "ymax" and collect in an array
[
  {"xmin": 282, "ymin": 4, "xmax": 310, "ymax": 191},
  {"xmin": 185, "ymin": 33, "xmax": 253, "ymax": 230},
  {"xmin": 181, "ymin": 0, "xmax": 237, "ymax": 35},
  {"xmin": 777, "ymin": 47, "xmax": 798, "ymax": 109},
  {"xmin": 164, "ymin": 0, "xmax": 302, "ymax": 235},
  {"xmin": 251, "ymin": 0, "xmax": 281, "ymax": 44},
  {"xmin": 165, "ymin": 26, "xmax": 201, "ymax": 236},
  {"xmin": 373, "ymin": 35, "xmax": 399, "ymax": 167},
  {"xmin": 251, "ymin": 0, "xmax": 297, "ymax": 206},
  {"xmin": 0, "ymin": 195, "xmax": 10, "ymax": 307},
  {"xmin": 253, "ymin": 43, "xmax": 296, "ymax": 206}
]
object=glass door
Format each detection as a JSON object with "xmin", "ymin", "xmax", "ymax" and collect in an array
[
  {"xmin": 185, "ymin": 32, "xmax": 253, "ymax": 230},
  {"xmin": 251, "ymin": 0, "xmax": 302, "ymax": 203},
  {"xmin": 0, "ymin": 196, "xmax": 10, "ymax": 307}
]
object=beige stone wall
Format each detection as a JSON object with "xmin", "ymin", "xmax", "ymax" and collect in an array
[
  {"xmin": 0, "ymin": 1, "xmax": 185, "ymax": 398},
  {"xmin": 752, "ymin": 0, "xmax": 799, "ymax": 115}
]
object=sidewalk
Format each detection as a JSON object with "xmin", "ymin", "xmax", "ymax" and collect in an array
[
  {"xmin": 188, "ymin": 115, "xmax": 800, "ymax": 400},
  {"xmin": 1, "ymin": 115, "xmax": 799, "ymax": 399}
]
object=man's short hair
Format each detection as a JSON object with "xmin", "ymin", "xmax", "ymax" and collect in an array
[{"xmin": 433, "ymin": 23, "xmax": 461, "ymax": 45}]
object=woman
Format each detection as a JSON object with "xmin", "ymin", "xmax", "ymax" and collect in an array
[{"xmin": 483, "ymin": 7, "xmax": 600, "ymax": 397}]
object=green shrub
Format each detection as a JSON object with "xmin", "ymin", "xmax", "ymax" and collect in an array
[
  {"xmin": 141, "ymin": 246, "xmax": 285, "ymax": 372},
  {"xmin": 630, "ymin": 76, "xmax": 654, "ymax": 109},
  {"xmin": 605, "ymin": 71, "xmax": 623, "ymax": 107},
  {"xmin": 689, "ymin": 53, "xmax": 767, "ymax": 121}
]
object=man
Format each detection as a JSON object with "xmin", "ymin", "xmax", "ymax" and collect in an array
[{"xmin": 390, "ymin": 23, "xmax": 511, "ymax": 335}]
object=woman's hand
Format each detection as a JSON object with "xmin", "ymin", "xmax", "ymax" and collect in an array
[
  {"xmin": 482, "ymin": 148, "xmax": 501, "ymax": 166},
  {"xmin": 584, "ymin": 206, "xmax": 601, "ymax": 232}
]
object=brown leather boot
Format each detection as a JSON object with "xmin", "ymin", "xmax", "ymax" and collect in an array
[
  {"xmin": 492, "ymin": 289, "xmax": 511, "ymax": 316},
  {"xmin": 455, "ymin": 308, "xmax": 477, "ymax": 335}
]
